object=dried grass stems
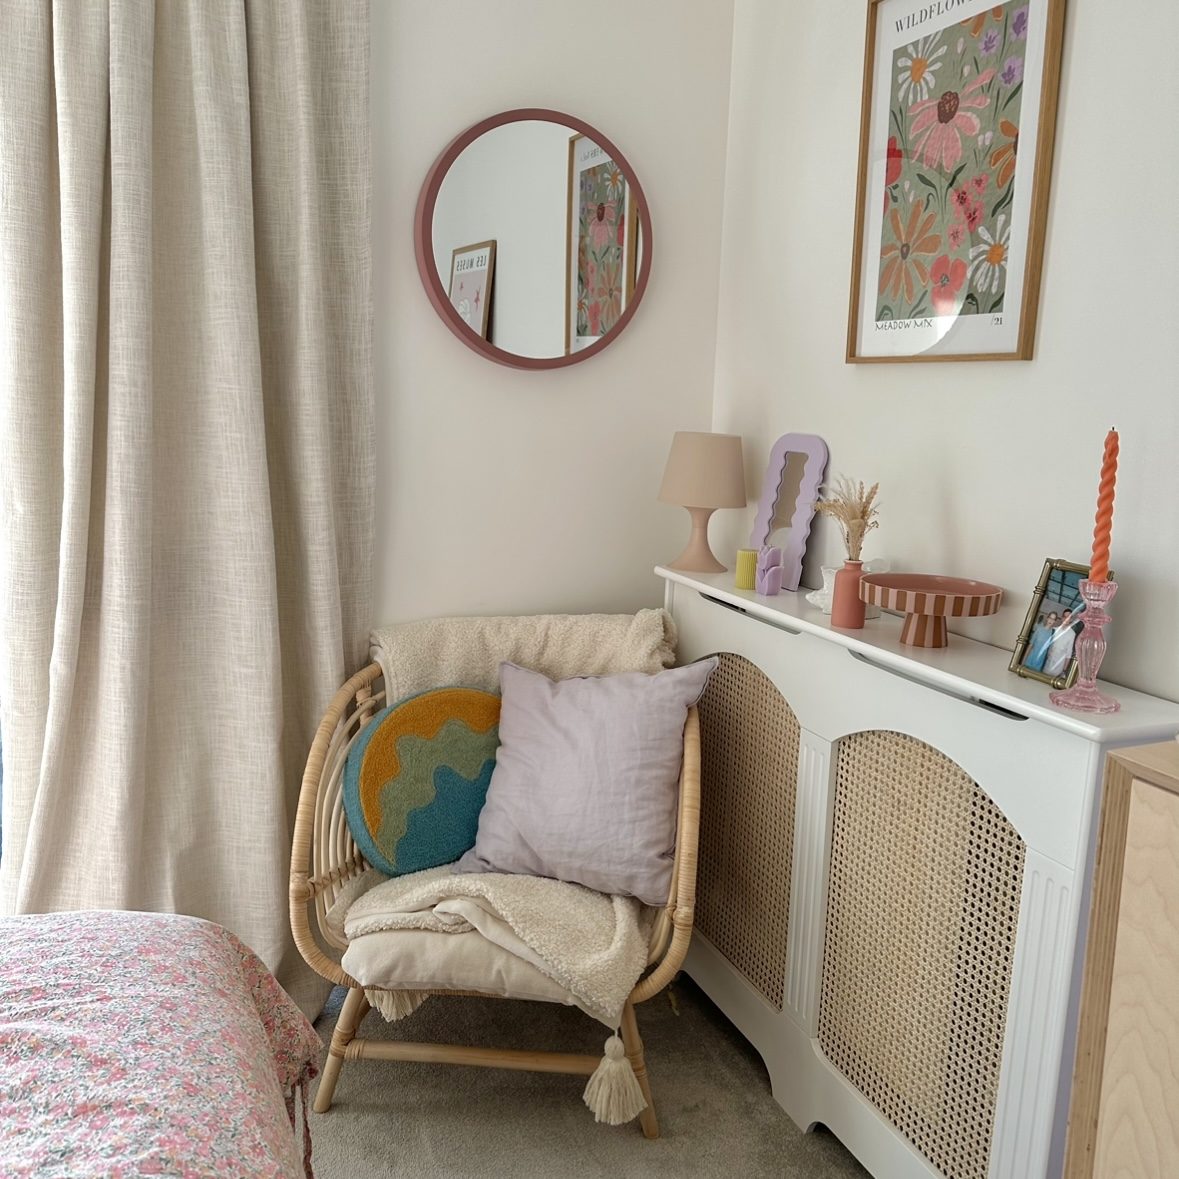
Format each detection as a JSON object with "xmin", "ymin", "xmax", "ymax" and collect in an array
[{"xmin": 815, "ymin": 477, "xmax": 880, "ymax": 562}]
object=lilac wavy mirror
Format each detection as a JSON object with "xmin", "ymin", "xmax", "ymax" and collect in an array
[{"xmin": 749, "ymin": 433, "xmax": 829, "ymax": 593}]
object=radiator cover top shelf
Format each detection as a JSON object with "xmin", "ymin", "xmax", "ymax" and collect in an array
[{"xmin": 656, "ymin": 566, "xmax": 1179, "ymax": 744}]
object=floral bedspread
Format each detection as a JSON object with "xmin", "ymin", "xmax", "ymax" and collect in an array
[{"xmin": 0, "ymin": 910, "xmax": 322, "ymax": 1177}]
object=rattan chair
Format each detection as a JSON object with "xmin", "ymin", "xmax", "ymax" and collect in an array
[{"xmin": 289, "ymin": 660, "xmax": 702, "ymax": 1137}]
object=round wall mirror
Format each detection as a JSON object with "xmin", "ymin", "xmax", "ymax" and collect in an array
[{"xmin": 414, "ymin": 108, "xmax": 652, "ymax": 369}]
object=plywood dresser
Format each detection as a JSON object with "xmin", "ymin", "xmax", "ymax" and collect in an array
[
  {"xmin": 658, "ymin": 567, "xmax": 1179, "ymax": 1179},
  {"xmin": 1064, "ymin": 741, "xmax": 1179, "ymax": 1178}
]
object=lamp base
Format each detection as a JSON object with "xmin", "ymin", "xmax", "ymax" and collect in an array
[{"xmin": 666, "ymin": 506, "xmax": 726, "ymax": 573}]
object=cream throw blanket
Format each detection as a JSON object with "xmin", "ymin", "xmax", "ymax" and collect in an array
[
  {"xmin": 369, "ymin": 609, "xmax": 676, "ymax": 699},
  {"xmin": 343, "ymin": 868, "xmax": 653, "ymax": 1028}
]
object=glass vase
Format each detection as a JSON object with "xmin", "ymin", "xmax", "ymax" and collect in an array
[{"xmin": 1049, "ymin": 579, "xmax": 1121, "ymax": 714}]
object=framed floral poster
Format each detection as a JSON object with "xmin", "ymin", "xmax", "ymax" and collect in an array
[
  {"xmin": 566, "ymin": 133, "xmax": 639, "ymax": 355},
  {"xmin": 847, "ymin": 0, "xmax": 1066, "ymax": 362},
  {"xmin": 447, "ymin": 240, "xmax": 496, "ymax": 340}
]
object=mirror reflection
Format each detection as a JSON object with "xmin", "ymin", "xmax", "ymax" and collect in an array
[
  {"xmin": 766, "ymin": 451, "xmax": 808, "ymax": 549},
  {"xmin": 430, "ymin": 119, "xmax": 644, "ymax": 360}
]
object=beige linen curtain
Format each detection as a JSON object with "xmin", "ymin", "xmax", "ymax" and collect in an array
[{"xmin": 0, "ymin": 1, "xmax": 372, "ymax": 1013}]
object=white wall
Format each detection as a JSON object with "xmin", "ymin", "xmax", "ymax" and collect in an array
[
  {"xmin": 430, "ymin": 120, "xmax": 570, "ymax": 358},
  {"xmin": 711, "ymin": 0, "xmax": 1179, "ymax": 700},
  {"xmin": 374, "ymin": 0, "xmax": 735, "ymax": 624}
]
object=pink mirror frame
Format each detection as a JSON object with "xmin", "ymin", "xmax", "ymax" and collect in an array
[
  {"xmin": 748, "ymin": 433, "xmax": 830, "ymax": 593},
  {"xmin": 414, "ymin": 108, "xmax": 654, "ymax": 370}
]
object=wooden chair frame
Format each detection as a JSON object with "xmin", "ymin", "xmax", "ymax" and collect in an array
[{"xmin": 289, "ymin": 661, "xmax": 702, "ymax": 1138}]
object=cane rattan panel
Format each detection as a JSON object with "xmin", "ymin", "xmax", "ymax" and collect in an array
[
  {"xmin": 818, "ymin": 730, "xmax": 1024, "ymax": 1179},
  {"xmin": 695, "ymin": 652, "xmax": 799, "ymax": 1010}
]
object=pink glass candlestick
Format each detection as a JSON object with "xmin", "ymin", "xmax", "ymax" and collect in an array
[{"xmin": 1050, "ymin": 579, "xmax": 1120, "ymax": 714}]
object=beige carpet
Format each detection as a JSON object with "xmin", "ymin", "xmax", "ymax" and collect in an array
[{"xmin": 310, "ymin": 977, "xmax": 868, "ymax": 1178}]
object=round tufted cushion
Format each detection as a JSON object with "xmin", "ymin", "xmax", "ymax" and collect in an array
[{"xmin": 343, "ymin": 686, "xmax": 501, "ymax": 877}]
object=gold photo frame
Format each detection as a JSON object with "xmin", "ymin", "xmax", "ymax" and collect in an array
[{"xmin": 1009, "ymin": 558, "xmax": 1112, "ymax": 690}]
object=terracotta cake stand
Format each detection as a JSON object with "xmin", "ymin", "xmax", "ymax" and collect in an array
[{"xmin": 859, "ymin": 573, "xmax": 1003, "ymax": 648}]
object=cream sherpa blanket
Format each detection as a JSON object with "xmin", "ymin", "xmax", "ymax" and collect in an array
[
  {"xmin": 369, "ymin": 609, "xmax": 676, "ymax": 700},
  {"xmin": 343, "ymin": 867, "xmax": 653, "ymax": 1028}
]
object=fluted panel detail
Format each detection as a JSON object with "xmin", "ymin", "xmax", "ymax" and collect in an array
[
  {"xmin": 988, "ymin": 853, "xmax": 1073, "ymax": 1179},
  {"xmin": 785, "ymin": 734, "xmax": 831, "ymax": 1027}
]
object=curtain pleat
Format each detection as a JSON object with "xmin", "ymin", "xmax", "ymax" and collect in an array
[{"xmin": 0, "ymin": 0, "xmax": 373, "ymax": 1014}]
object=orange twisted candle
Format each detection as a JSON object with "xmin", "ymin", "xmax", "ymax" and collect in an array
[{"xmin": 1089, "ymin": 428, "xmax": 1118, "ymax": 583}]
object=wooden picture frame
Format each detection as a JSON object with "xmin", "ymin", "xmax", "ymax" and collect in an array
[
  {"xmin": 446, "ymin": 240, "xmax": 496, "ymax": 341},
  {"xmin": 565, "ymin": 132, "xmax": 639, "ymax": 356},
  {"xmin": 1009, "ymin": 558, "xmax": 1113, "ymax": 691},
  {"xmin": 847, "ymin": 0, "xmax": 1067, "ymax": 362}
]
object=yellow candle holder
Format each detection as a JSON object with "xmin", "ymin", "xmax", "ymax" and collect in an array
[{"xmin": 734, "ymin": 548, "xmax": 758, "ymax": 591}]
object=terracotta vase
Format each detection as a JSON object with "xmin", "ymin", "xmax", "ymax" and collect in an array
[{"xmin": 831, "ymin": 559, "xmax": 866, "ymax": 629}]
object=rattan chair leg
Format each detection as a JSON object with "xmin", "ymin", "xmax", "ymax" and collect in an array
[
  {"xmin": 314, "ymin": 986, "xmax": 370, "ymax": 1113},
  {"xmin": 620, "ymin": 1000, "xmax": 659, "ymax": 1139}
]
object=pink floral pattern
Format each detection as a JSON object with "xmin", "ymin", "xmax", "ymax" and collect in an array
[
  {"xmin": 908, "ymin": 69, "xmax": 996, "ymax": 172},
  {"xmin": 574, "ymin": 154, "xmax": 632, "ymax": 343},
  {"xmin": 876, "ymin": 0, "xmax": 1028, "ymax": 322},
  {"xmin": 0, "ymin": 911, "xmax": 321, "ymax": 1177}
]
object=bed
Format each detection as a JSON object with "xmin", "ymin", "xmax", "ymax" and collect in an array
[{"xmin": 0, "ymin": 910, "xmax": 322, "ymax": 1178}]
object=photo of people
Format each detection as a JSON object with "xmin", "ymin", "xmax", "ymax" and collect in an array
[
  {"xmin": 1010, "ymin": 560, "xmax": 1105, "ymax": 689},
  {"xmin": 1021, "ymin": 604, "xmax": 1084, "ymax": 674}
]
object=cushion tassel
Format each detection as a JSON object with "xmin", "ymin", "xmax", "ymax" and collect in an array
[
  {"xmin": 582, "ymin": 1033, "xmax": 648, "ymax": 1125},
  {"xmin": 365, "ymin": 987, "xmax": 429, "ymax": 1022}
]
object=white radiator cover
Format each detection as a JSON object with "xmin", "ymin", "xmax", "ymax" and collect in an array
[{"xmin": 660, "ymin": 567, "xmax": 1179, "ymax": 1179}]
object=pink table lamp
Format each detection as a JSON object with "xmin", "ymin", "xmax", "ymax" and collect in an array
[{"xmin": 658, "ymin": 431, "xmax": 746, "ymax": 572}]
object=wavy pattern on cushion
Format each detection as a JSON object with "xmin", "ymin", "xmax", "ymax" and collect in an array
[
  {"xmin": 344, "ymin": 687, "xmax": 500, "ymax": 877},
  {"xmin": 388, "ymin": 758, "xmax": 497, "ymax": 875}
]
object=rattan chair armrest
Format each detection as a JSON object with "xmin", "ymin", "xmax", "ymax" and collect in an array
[
  {"xmin": 632, "ymin": 708, "xmax": 701, "ymax": 1006},
  {"xmin": 290, "ymin": 661, "xmax": 383, "ymax": 987}
]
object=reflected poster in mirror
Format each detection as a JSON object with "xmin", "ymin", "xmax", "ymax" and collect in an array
[
  {"xmin": 447, "ymin": 240, "xmax": 496, "ymax": 340},
  {"xmin": 566, "ymin": 134, "xmax": 638, "ymax": 355}
]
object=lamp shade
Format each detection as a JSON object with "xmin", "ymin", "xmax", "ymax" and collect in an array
[{"xmin": 657, "ymin": 431, "xmax": 746, "ymax": 509}]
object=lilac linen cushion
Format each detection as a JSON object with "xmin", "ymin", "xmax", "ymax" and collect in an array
[{"xmin": 456, "ymin": 658, "xmax": 716, "ymax": 905}]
